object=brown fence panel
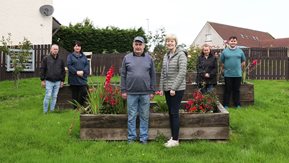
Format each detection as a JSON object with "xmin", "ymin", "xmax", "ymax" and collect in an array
[
  {"xmin": 263, "ymin": 58, "xmax": 270, "ymax": 79},
  {"xmin": 0, "ymin": 45, "xmax": 72, "ymax": 81},
  {"xmin": 259, "ymin": 57, "xmax": 287, "ymax": 80},
  {"xmin": 0, "ymin": 44, "xmax": 51, "ymax": 81},
  {"xmin": 272, "ymin": 47, "xmax": 287, "ymax": 79},
  {"xmin": 285, "ymin": 58, "xmax": 289, "ymax": 80},
  {"xmin": 0, "ymin": 51, "xmax": 12, "ymax": 80},
  {"xmin": 246, "ymin": 47, "xmax": 288, "ymax": 80},
  {"xmin": 29, "ymin": 44, "xmax": 50, "ymax": 78},
  {"xmin": 243, "ymin": 48, "xmax": 249, "ymax": 58},
  {"xmin": 273, "ymin": 58, "xmax": 276, "ymax": 79},
  {"xmin": 91, "ymin": 53, "xmax": 125, "ymax": 76},
  {"xmin": 269, "ymin": 47, "xmax": 288, "ymax": 58}
]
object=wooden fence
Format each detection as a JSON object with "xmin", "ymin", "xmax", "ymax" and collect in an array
[
  {"xmin": 244, "ymin": 47, "xmax": 289, "ymax": 80},
  {"xmin": 0, "ymin": 45, "xmax": 70, "ymax": 81},
  {"xmin": 90, "ymin": 47, "xmax": 289, "ymax": 80},
  {"xmin": 0, "ymin": 45, "xmax": 51, "ymax": 81},
  {"xmin": 0, "ymin": 47, "xmax": 288, "ymax": 81},
  {"xmin": 91, "ymin": 53, "xmax": 126, "ymax": 76}
]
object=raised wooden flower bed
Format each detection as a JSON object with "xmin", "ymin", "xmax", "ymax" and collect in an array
[
  {"xmin": 80, "ymin": 103, "xmax": 229, "ymax": 140},
  {"xmin": 57, "ymin": 82, "xmax": 254, "ymax": 109}
]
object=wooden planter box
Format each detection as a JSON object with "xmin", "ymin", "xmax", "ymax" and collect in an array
[
  {"xmin": 57, "ymin": 82, "xmax": 254, "ymax": 109},
  {"xmin": 80, "ymin": 103, "xmax": 229, "ymax": 140},
  {"xmin": 184, "ymin": 82, "xmax": 254, "ymax": 106}
]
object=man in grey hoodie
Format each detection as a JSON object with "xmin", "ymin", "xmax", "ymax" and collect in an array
[{"xmin": 120, "ymin": 36, "xmax": 156, "ymax": 144}]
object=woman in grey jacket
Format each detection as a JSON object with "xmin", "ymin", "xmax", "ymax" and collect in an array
[{"xmin": 159, "ymin": 34, "xmax": 187, "ymax": 148}]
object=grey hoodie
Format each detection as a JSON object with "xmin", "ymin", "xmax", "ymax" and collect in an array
[{"xmin": 120, "ymin": 52, "xmax": 156, "ymax": 94}]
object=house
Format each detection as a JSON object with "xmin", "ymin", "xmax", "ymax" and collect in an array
[
  {"xmin": 0, "ymin": 0, "xmax": 62, "ymax": 81},
  {"xmin": 260, "ymin": 38, "xmax": 289, "ymax": 48},
  {"xmin": 0, "ymin": 0, "xmax": 60, "ymax": 45},
  {"xmin": 192, "ymin": 21, "xmax": 289, "ymax": 48}
]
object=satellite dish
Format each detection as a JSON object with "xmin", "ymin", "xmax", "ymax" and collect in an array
[{"xmin": 39, "ymin": 5, "xmax": 54, "ymax": 16}]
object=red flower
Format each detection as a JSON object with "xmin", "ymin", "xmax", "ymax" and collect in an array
[
  {"xmin": 86, "ymin": 65, "xmax": 124, "ymax": 114},
  {"xmin": 189, "ymin": 106, "xmax": 197, "ymax": 112},
  {"xmin": 99, "ymin": 65, "xmax": 124, "ymax": 114},
  {"xmin": 104, "ymin": 66, "xmax": 114, "ymax": 88},
  {"xmin": 155, "ymin": 91, "xmax": 161, "ymax": 95},
  {"xmin": 252, "ymin": 59, "xmax": 257, "ymax": 66},
  {"xmin": 185, "ymin": 90, "xmax": 218, "ymax": 113},
  {"xmin": 246, "ymin": 59, "xmax": 260, "ymax": 72},
  {"xmin": 242, "ymin": 59, "xmax": 261, "ymax": 83},
  {"xmin": 186, "ymin": 100, "xmax": 194, "ymax": 109}
]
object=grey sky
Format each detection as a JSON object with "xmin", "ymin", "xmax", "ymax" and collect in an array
[{"xmin": 53, "ymin": 0, "xmax": 289, "ymax": 46}]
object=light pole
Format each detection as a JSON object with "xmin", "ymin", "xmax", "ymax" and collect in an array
[{"xmin": 146, "ymin": 18, "xmax": 150, "ymax": 32}]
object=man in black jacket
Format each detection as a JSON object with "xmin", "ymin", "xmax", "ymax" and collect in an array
[{"xmin": 40, "ymin": 44, "xmax": 66, "ymax": 113}]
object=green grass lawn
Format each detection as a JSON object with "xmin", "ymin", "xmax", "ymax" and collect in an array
[{"xmin": 1, "ymin": 78, "xmax": 289, "ymax": 162}]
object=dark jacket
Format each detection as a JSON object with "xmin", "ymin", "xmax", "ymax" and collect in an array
[
  {"xmin": 40, "ymin": 54, "xmax": 65, "ymax": 82},
  {"xmin": 67, "ymin": 52, "xmax": 89, "ymax": 86},
  {"xmin": 196, "ymin": 53, "xmax": 217, "ymax": 85}
]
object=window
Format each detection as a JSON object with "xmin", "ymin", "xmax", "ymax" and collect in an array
[
  {"xmin": 6, "ymin": 49, "xmax": 35, "ymax": 72},
  {"xmin": 205, "ymin": 34, "xmax": 212, "ymax": 42}
]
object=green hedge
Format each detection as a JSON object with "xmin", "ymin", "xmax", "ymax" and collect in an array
[{"xmin": 52, "ymin": 19, "xmax": 146, "ymax": 54}]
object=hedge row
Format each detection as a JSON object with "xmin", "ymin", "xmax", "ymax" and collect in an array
[{"xmin": 52, "ymin": 20, "xmax": 146, "ymax": 54}]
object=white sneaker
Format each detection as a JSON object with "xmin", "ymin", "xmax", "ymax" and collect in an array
[
  {"xmin": 164, "ymin": 139, "xmax": 179, "ymax": 148},
  {"xmin": 164, "ymin": 137, "xmax": 173, "ymax": 146}
]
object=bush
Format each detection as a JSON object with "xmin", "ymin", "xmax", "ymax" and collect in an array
[{"xmin": 53, "ymin": 18, "xmax": 146, "ymax": 54}]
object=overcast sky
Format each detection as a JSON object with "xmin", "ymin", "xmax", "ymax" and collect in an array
[{"xmin": 53, "ymin": 0, "xmax": 289, "ymax": 46}]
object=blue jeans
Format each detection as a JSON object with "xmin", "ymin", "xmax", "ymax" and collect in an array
[
  {"xmin": 200, "ymin": 84, "xmax": 214, "ymax": 94},
  {"xmin": 127, "ymin": 94, "xmax": 150, "ymax": 142},
  {"xmin": 43, "ymin": 80, "xmax": 61, "ymax": 113}
]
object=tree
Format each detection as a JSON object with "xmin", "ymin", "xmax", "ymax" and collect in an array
[
  {"xmin": 187, "ymin": 45, "xmax": 201, "ymax": 71},
  {"xmin": 0, "ymin": 33, "xmax": 32, "ymax": 88},
  {"xmin": 146, "ymin": 28, "xmax": 167, "ymax": 71}
]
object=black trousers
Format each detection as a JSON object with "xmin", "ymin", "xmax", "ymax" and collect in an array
[
  {"xmin": 70, "ymin": 85, "xmax": 88, "ymax": 109},
  {"xmin": 223, "ymin": 77, "xmax": 242, "ymax": 107},
  {"xmin": 164, "ymin": 90, "xmax": 184, "ymax": 140}
]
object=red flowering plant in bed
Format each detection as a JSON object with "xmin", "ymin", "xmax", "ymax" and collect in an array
[
  {"xmin": 185, "ymin": 90, "xmax": 218, "ymax": 113},
  {"xmin": 100, "ymin": 66, "xmax": 125, "ymax": 114},
  {"xmin": 83, "ymin": 66, "xmax": 125, "ymax": 114},
  {"xmin": 242, "ymin": 59, "xmax": 261, "ymax": 83},
  {"xmin": 69, "ymin": 66, "xmax": 125, "ymax": 135}
]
